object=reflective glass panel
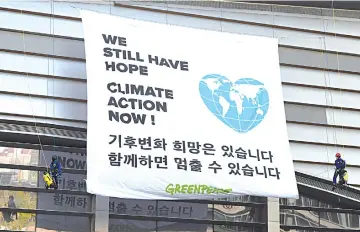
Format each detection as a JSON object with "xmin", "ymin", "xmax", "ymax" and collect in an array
[
  {"xmin": 0, "ymin": 190, "xmax": 36, "ymax": 209},
  {"xmin": 280, "ymin": 209, "xmax": 319, "ymax": 227},
  {"xmin": 0, "ymin": 212, "xmax": 90, "ymax": 231},
  {"xmin": 0, "ymin": 147, "xmax": 39, "ymax": 166},
  {"xmin": 320, "ymin": 211, "xmax": 360, "ymax": 229},
  {"xmin": 0, "ymin": 168, "xmax": 37, "ymax": 187},
  {"xmin": 213, "ymin": 204, "xmax": 265, "ymax": 223}
]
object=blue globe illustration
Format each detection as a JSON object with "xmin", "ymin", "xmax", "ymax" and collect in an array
[{"xmin": 199, "ymin": 74, "xmax": 269, "ymax": 133}]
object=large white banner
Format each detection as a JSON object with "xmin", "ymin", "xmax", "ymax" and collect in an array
[{"xmin": 81, "ymin": 10, "xmax": 298, "ymax": 200}]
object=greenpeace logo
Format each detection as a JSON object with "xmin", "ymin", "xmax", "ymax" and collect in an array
[{"xmin": 165, "ymin": 184, "xmax": 232, "ymax": 195}]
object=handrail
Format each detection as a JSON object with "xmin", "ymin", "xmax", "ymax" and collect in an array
[
  {"xmin": 0, "ymin": 163, "xmax": 86, "ymax": 175},
  {"xmin": 0, "ymin": 185, "xmax": 90, "ymax": 196},
  {"xmin": 0, "ymin": 207, "xmax": 92, "ymax": 217}
]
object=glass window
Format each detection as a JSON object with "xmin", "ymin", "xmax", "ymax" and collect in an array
[
  {"xmin": 318, "ymin": 201, "xmax": 334, "ymax": 209},
  {"xmin": 319, "ymin": 211, "xmax": 360, "ymax": 229},
  {"xmin": 0, "ymin": 168, "xmax": 37, "ymax": 187},
  {"xmin": 213, "ymin": 224, "xmax": 263, "ymax": 232},
  {"xmin": 109, "ymin": 219, "xmax": 156, "ymax": 232},
  {"xmin": 0, "ymin": 147, "xmax": 39, "ymax": 166},
  {"xmin": 37, "ymin": 192, "xmax": 92, "ymax": 212},
  {"xmin": 0, "ymin": 190, "xmax": 91, "ymax": 213},
  {"xmin": 0, "ymin": 190, "xmax": 37, "ymax": 209},
  {"xmin": 0, "ymin": 212, "xmax": 36, "ymax": 230},
  {"xmin": 213, "ymin": 204, "xmax": 266, "ymax": 223},
  {"xmin": 108, "ymin": 219, "xmax": 264, "ymax": 232},
  {"xmin": 40, "ymin": 150, "xmax": 87, "ymax": 170},
  {"xmin": 280, "ymin": 209, "xmax": 319, "ymax": 227},
  {"xmin": 350, "ymin": 213, "xmax": 360, "ymax": 228},
  {"xmin": 0, "ymin": 212, "xmax": 91, "ymax": 231},
  {"xmin": 280, "ymin": 194, "xmax": 319, "ymax": 207},
  {"xmin": 36, "ymin": 214, "xmax": 91, "ymax": 232},
  {"xmin": 37, "ymin": 150, "xmax": 87, "ymax": 191},
  {"xmin": 37, "ymin": 170, "xmax": 87, "ymax": 191},
  {"xmin": 281, "ymin": 194, "xmax": 345, "ymax": 209},
  {"xmin": 214, "ymin": 195, "xmax": 266, "ymax": 203},
  {"xmin": 280, "ymin": 229, "xmax": 317, "ymax": 232},
  {"xmin": 282, "ymin": 208, "xmax": 360, "ymax": 229},
  {"xmin": 109, "ymin": 198, "xmax": 266, "ymax": 223},
  {"xmin": 109, "ymin": 198, "xmax": 210, "ymax": 220},
  {"xmin": 157, "ymin": 221, "xmax": 208, "ymax": 231}
]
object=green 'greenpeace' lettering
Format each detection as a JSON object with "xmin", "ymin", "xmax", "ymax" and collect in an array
[{"xmin": 165, "ymin": 184, "xmax": 232, "ymax": 195}]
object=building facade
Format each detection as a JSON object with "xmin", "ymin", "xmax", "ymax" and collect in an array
[{"xmin": 0, "ymin": 1, "xmax": 360, "ymax": 232}]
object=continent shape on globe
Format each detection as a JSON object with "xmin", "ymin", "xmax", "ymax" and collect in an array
[{"xmin": 199, "ymin": 74, "xmax": 270, "ymax": 133}]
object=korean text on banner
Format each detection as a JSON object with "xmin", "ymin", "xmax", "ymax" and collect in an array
[{"xmin": 81, "ymin": 10, "xmax": 298, "ymax": 200}]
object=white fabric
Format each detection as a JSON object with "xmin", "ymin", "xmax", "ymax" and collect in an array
[{"xmin": 81, "ymin": 10, "xmax": 298, "ymax": 200}]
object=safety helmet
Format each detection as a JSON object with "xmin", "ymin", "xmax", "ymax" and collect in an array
[
  {"xmin": 52, "ymin": 155, "xmax": 57, "ymax": 162},
  {"xmin": 335, "ymin": 153, "xmax": 341, "ymax": 158}
]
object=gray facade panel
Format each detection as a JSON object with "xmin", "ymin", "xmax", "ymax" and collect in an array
[
  {"xmin": 0, "ymin": 51, "xmax": 86, "ymax": 79},
  {"xmin": 0, "ymin": 72, "xmax": 87, "ymax": 100},
  {"xmin": 284, "ymin": 103, "xmax": 328, "ymax": 124},
  {"xmin": 0, "ymin": 30, "xmax": 85, "ymax": 59},
  {"xmin": 279, "ymin": 46, "xmax": 360, "ymax": 73},
  {"xmin": 2, "ymin": 29, "xmax": 360, "ymax": 75}
]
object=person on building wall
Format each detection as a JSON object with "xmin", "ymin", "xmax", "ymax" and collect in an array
[
  {"xmin": 8, "ymin": 195, "xmax": 17, "ymax": 220},
  {"xmin": 2, "ymin": 195, "xmax": 17, "ymax": 222},
  {"xmin": 333, "ymin": 152, "xmax": 346, "ymax": 185},
  {"xmin": 50, "ymin": 155, "xmax": 62, "ymax": 189}
]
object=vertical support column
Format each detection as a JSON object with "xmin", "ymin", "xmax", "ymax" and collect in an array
[
  {"xmin": 267, "ymin": 197, "xmax": 280, "ymax": 232},
  {"xmin": 93, "ymin": 195, "xmax": 109, "ymax": 232}
]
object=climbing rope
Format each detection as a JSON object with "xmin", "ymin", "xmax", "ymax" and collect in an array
[
  {"xmin": 315, "ymin": 1, "xmax": 343, "ymax": 178},
  {"xmin": 320, "ymin": 18, "xmax": 335, "ymax": 179},
  {"xmin": 50, "ymin": 0, "xmax": 57, "ymax": 164},
  {"xmin": 331, "ymin": 0, "xmax": 345, "ymax": 153},
  {"xmin": 21, "ymin": 9, "xmax": 49, "ymax": 172}
]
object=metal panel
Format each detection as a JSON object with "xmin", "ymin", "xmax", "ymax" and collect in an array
[
  {"xmin": 0, "ymin": 51, "xmax": 86, "ymax": 79},
  {"xmin": 3, "ymin": 37, "xmax": 360, "ymax": 89},
  {"xmin": 114, "ymin": 3, "xmax": 360, "ymax": 55},
  {"xmin": 0, "ymin": 122, "xmax": 86, "ymax": 140},
  {"xmin": 0, "ymin": 72, "xmax": 86, "ymax": 100},
  {"xmin": 287, "ymin": 122, "xmax": 360, "ymax": 147},
  {"xmin": 0, "ymin": 10, "xmax": 84, "ymax": 38},
  {"xmin": 0, "ymin": 93, "xmax": 86, "ymax": 121},
  {"xmin": 290, "ymin": 142, "xmax": 360, "ymax": 166},
  {"xmin": 53, "ymin": 99, "xmax": 86, "ymax": 120},
  {"xmin": 281, "ymin": 66, "xmax": 360, "ymax": 92},
  {"xmin": 2, "ymin": 6, "xmax": 360, "ymax": 56},
  {"xmin": 0, "ymin": 29, "xmax": 85, "ymax": 59},
  {"xmin": 283, "ymin": 85, "xmax": 360, "ymax": 110},
  {"xmin": 0, "ymin": 73, "xmax": 339, "ymax": 125},
  {"xmin": 279, "ymin": 46, "xmax": 360, "ymax": 73},
  {"xmin": 53, "ymin": 77, "xmax": 87, "ymax": 100},
  {"xmin": 0, "ymin": 71, "xmax": 49, "ymax": 95},
  {"xmin": 95, "ymin": 196, "xmax": 110, "ymax": 232},
  {"xmin": 284, "ymin": 103, "xmax": 327, "ymax": 124},
  {"xmin": 0, "ymin": 1, "xmax": 115, "ymax": 18},
  {"xmin": 0, "ymin": 113, "xmax": 86, "ymax": 128},
  {"xmin": 3, "ymin": 29, "xmax": 360, "ymax": 75},
  {"xmin": 326, "ymin": 108, "xmax": 360, "ymax": 129},
  {"xmin": 3, "ymin": 0, "xmax": 360, "ymax": 27}
]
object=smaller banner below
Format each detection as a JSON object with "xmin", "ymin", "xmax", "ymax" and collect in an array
[
  {"xmin": 109, "ymin": 198, "xmax": 208, "ymax": 231},
  {"xmin": 81, "ymin": 10, "xmax": 299, "ymax": 200}
]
